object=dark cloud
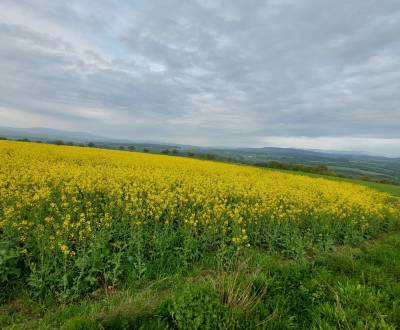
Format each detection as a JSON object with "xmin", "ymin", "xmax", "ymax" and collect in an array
[{"xmin": 0, "ymin": 0, "xmax": 399, "ymax": 155}]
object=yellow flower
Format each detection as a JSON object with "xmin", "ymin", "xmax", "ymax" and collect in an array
[
  {"xmin": 59, "ymin": 243, "xmax": 70, "ymax": 256},
  {"xmin": 0, "ymin": 139, "xmax": 397, "ymax": 252}
]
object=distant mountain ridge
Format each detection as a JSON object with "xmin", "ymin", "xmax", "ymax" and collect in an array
[
  {"xmin": 0, "ymin": 126, "xmax": 113, "ymax": 143},
  {"xmin": 0, "ymin": 126, "xmax": 398, "ymax": 159},
  {"xmin": 232, "ymin": 146, "xmax": 398, "ymax": 161},
  {"xmin": 309, "ymin": 149, "xmax": 374, "ymax": 157}
]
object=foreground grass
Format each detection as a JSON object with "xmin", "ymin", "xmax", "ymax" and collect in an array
[{"xmin": 1, "ymin": 231, "xmax": 399, "ymax": 329}]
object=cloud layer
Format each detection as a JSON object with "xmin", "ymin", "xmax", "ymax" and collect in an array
[{"xmin": 0, "ymin": 1, "xmax": 400, "ymax": 155}]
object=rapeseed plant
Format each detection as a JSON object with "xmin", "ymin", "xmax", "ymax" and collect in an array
[{"xmin": 0, "ymin": 140, "xmax": 398, "ymax": 299}]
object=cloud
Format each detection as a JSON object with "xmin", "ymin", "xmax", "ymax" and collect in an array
[{"xmin": 0, "ymin": 0, "xmax": 399, "ymax": 155}]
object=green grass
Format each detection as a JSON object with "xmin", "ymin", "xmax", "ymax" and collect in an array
[{"xmin": 2, "ymin": 231, "xmax": 400, "ymax": 329}]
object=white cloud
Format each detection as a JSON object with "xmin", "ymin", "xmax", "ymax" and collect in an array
[{"xmin": 0, "ymin": 0, "xmax": 399, "ymax": 155}]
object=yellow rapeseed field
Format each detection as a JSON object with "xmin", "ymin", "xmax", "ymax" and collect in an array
[
  {"xmin": 1, "ymin": 140, "xmax": 398, "ymax": 248},
  {"xmin": 0, "ymin": 140, "xmax": 399, "ymax": 296}
]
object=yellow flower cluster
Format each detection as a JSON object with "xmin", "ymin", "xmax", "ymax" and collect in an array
[{"xmin": 0, "ymin": 141, "xmax": 398, "ymax": 254}]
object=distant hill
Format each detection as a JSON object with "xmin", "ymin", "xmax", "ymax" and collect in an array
[
  {"xmin": 309, "ymin": 149, "xmax": 375, "ymax": 157},
  {"xmin": 233, "ymin": 146, "xmax": 395, "ymax": 160},
  {"xmin": 0, "ymin": 126, "xmax": 181, "ymax": 152},
  {"xmin": 236, "ymin": 147, "xmax": 325, "ymax": 156},
  {"xmin": 0, "ymin": 127, "xmax": 110, "ymax": 143}
]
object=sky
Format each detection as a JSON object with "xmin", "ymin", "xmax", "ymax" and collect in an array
[{"xmin": 0, "ymin": 1, "xmax": 400, "ymax": 156}]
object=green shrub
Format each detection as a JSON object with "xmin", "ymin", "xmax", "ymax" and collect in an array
[{"xmin": 159, "ymin": 285, "xmax": 223, "ymax": 329}]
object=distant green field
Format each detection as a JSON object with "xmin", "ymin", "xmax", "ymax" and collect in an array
[{"xmin": 329, "ymin": 165, "xmax": 387, "ymax": 177}]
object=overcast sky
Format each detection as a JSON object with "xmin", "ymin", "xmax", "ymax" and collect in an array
[{"xmin": 0, "ymin": 1, "xmax": 400, "ymax": 156}]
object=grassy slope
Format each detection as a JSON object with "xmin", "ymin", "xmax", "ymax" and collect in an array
[{"xmin": 1, "ymin": 232, "xmax": 399, "ymax": 329}]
